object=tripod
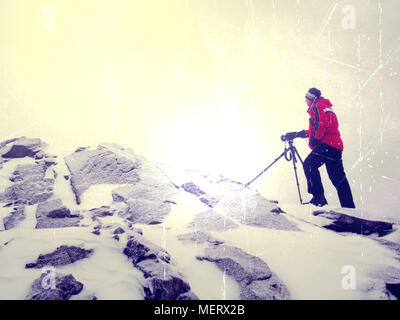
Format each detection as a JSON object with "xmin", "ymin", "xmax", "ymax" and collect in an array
[{"xmin": 245, "ymin": 139, "xmax": 305, "ymax": 204}]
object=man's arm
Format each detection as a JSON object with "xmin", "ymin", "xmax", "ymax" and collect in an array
[{"xmin": 311, "ymin": 103, "xmax": 328, "ymax": 140}]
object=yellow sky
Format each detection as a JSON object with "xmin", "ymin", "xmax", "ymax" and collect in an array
[{"xmin": 1, "ymin": 0, "xmax": 399, "ymax": 208}]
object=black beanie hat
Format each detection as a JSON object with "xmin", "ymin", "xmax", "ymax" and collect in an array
[{"xmin": 308, "ymin": 87, "xmax": 321, "ymax": 98}]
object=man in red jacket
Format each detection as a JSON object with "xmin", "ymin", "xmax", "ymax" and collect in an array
[{"xmin": 297, "ymin": 88, "xmax": 355, "ymax": 208}]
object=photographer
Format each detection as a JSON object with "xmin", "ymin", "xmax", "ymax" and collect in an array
[{"xmin": 295, "ymin": 88, "xmax": 355, "ymax": 208}]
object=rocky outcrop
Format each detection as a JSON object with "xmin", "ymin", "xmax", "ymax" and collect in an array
[
  {"xmin": 35, "ymin": 198, "xmax": 81, "ymax": 229},
  {"xmin": 25, "ymin": 272, "xmax": 83, "ymax": 300},
  {"xmin": 386, "ymin": 283, "xmax": 400, "ymax": 299},
  {"xmin": 2, "ymin": 136, "xmax": 400, "ymax": 301},
  {"xmin": 179, "ymin": 174, "xmax": 297, "ymax": 231},
  {"xmin": 89, "ymin": 205, "xmax": 117, "ymax": 218},
  {"xmin": 123, "ymin": 232, "xmax": 198, "ymax": 300},
  {"xmin": 312, "ymin": 210, "xmax": 394, "ymax": 237},
  {"xmin": 181, "ymin": 181, "xmax": 218, "ymax": 207},
  {"xmin": 0, "ymin": 162, "xmax": 54, "ymax": 206},
  {"xmin": 177, "ymin": 231, "xmax": 223, "ymax": 245},
  {"xmin": 0, "ymin": 137, "xmax": 48, "ymax": 159},
  {"xmin": 112, "ymin": 181, "xmax": 178, "ymax": 225},
  {"xmin": 197, "ymin": 245, "xmax": 290, "ymax": 300},
  {"xmin": 64, "ymin": 144, "xmax": 141, "ymax": 204},
  {"xmin": 25, "ymin": 245, "xmax": 94, "ymax": 268},
  {"xmin": 187, "ymin": 209, "xmax": 239, "ymax": 231},
  {"xmin": 216, "ymin": 192, "xmax": 299, "ymax": 231},
  {"xmin": 3, "ymin": 206, "xmax": 25, "ymax": 230}
]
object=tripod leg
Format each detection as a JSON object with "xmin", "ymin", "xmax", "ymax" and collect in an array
[
  {"xmin": 245, "ymin": 150, "xmax": 287, "ymax": 186},
  {"xmin": 290, "ymin": 147, "xmax": 304, "ymax": 204},
  {"xmin": 293, "ymin": 147, "xmax": 304, "ymax": 165}
]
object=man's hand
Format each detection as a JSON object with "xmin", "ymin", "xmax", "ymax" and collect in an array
[{"xmin": 297, "ymin": 130, "xmax": 308, "ymax": 138}]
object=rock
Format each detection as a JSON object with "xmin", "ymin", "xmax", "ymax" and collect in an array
[
  {"xmin": 113, "ymin": 227, "xmax": 125, "ymax": 234},
  {"xmin": 1, "ymin": 137, "xmax": 47, "ymax": 159},
  {"xmin": 123, "ymin": 234, "xmax": 170, "ymax": 265},
  {"xmin": 44, "ymin": 159, "xmax": 57, "ymax": 167},
  {"xmin": 177, "ymin": 291, "xmax": 200, "ymax": 300},
  {"xmin": 177, "ymin": 231, "xmax": 223, "ymax": 245},
  {"xmin": 139, "ymin": 260, "xmax": 194, "ymax": 300},
  {"xmin": 25, "ymin": 272, "xmax": 83, "ymax": 300},
  {"xmin": 241, "ymin": 278, "xmax": 290, "ymax": 300},
  {"xmin": 35, "ymin": 198, "xmax": 81, "ymax": 229},
  {"xmin": 3, "ymin": 206, "xmax": 25, "ymax": 230},
  {"xmin": 92, "ymin": 230, "xmax": 100, "ymax": 236},
  {"xmin": 386, "ymin": 283, "xmax": 400, "ymax": 299},
  {"xmin": 197, "ymin": 245, "xmax": 290, "ymax": 300},
  {"xmin": 180, "ymin": 182, "xmax": 218, "ymax": 207},
  {"xmin": 74, "ymin": 147, "xmax": 89, "ymax": 153},
  {"xmin": 199, "ymin": 197, "xmax": 217, "ymax": 208},
  {"xmin": 123, "ymin": 233, "xmax": 197, "ymax": 300},
  {"xmin": 46, "ymin": 207, "xmax": 72, "ymax": 218},
  {"xmin": 188, "ymin": 209, "xmax": 239, "ymax": 231},
  {"xmin": 129, "ymin": 225, "xmax": 143, "ymax": 235},
  {"xmin": 89, "ymin": 206, "xmax": 116, "ymax": 218},
  {"xmin": 64, "ymin": 144, "xmax": 141, "ymax": 204},
  {"xmin": 123, "ymin": 198, "xmax": 171, "ymax": 225},
  {"xmin": 181, "ymin": 182, "xmax": 206, "ymax": 197},
  {"xmin": 198, "ymin": 245, "xmax": 272, "ymax": 284},
  {"xmin": 112, "ymin": 182, "xmax": 178, "ymax": 203},
  {"xmin": 376, "ymin": 239, "xmax": 400, "ymax": 261},
  {"xmin": 112, "ymin": 182, "xmax": 178, "ymax": 224},
  {"xmin": 216, "ymin": 193, "xmax": 299, "ymax": 231},
  {"xmin": 25, "ymin": 245, "xmax": 94, "ymax": 268},
  {"xmin": 0, "ymin": 163, "xmax": 54, "ymax": 205},
  {"xmin": 313, "ymin": 210, "xmax": 394, "ymax": 237}
]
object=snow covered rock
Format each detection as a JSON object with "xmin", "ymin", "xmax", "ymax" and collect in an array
[
  {"xmin": 25, "ymin": 272, "xmax": 83, "ymax": 300},
  {"xmin": 188, "ymin": 209, "xmax": 239, "ymax": 231},
  {"xmin": 25, "ymin": 245, "xmax": 94, "ymax": 268},
  {"xmin": 112, "ymin": 181, "xmax": 179, "ymax": 225},
  {"xmin": 64, "ymin": 144, "xmax": 141, "ymax": 204},
  {"xmin": 216, "ymin": 192, "xmax": 299, "ymax": 231},
  {"xmin": 88, "ymin": 205, "xmax": 116, "ymax": 218},
  {"xmin": 124, "ymin": 232, "xmax": 198, "ymax": 300},
  {"xmin": 1, "ymin": 137, "xmax": 47, "ymax": 159},
  {"xmin": 3, "ymin": 206, "xmax": 25, "ymax": 230},
  {"xmin": 35, "ymin": 198, "xmax": 81, "ymax": 229},
  {"xmin": 197, "ymin": 245, "xmax": 290, "ymax": 300},
  {"xmin": 1, "ymin": 136, "xmax": 400, "ymax": 300},
  {"xmin": 312, "ymin": 210, "xmax": 394, "ymax": 237},
  {"xmin": 177, "ymin": 172, "xmax": 296, "ymax": 231},
  {"xmin": 118, "ymin": 197, "xmax": 172, "ymax": 225},
  {"xmin": 124, "ymin": 233, "xmax": 171, "ymax": 265},
  {"xmin": 177, "ymin": 231, "xmax": 224, "ymax": 245},
  {"xmin": 0, "ymin": 162, "xmax": 54, "ymax": 206}
]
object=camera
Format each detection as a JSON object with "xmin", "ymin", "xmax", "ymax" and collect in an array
[{"xmin": 281, "ymin": 131, "xmax": 300, "ymax": 142}]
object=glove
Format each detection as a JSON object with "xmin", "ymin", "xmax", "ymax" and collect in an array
[
  {"xmin": 310, "ymin": 137, "xmax": 321, "ymax": 147},
  {"xmin": 297, "ymin": 130, "xmax": 308, "ymax": 138}
]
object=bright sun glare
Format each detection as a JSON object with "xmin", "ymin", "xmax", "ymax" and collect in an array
[{"xmin": 147, "ymin": 102, "xmax": 263, "ymax": 182}]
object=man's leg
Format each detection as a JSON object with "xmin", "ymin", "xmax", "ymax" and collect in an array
[
  {"xmin": 303, "ymin": 146, "xmax": 326, "ymax": 199},
  {"xmin": 325, "ymin": 147, "xmax": 356, "ymax": 208}
]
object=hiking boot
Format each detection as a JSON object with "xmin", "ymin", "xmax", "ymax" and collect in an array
[{"xmin": 309, "ymin": 195, "xmax": 328, "ymax": 207}]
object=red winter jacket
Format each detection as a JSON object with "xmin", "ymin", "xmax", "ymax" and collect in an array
[{"xmin": 304, "ymin": 98, "xmax": 344, "ymax": 151}]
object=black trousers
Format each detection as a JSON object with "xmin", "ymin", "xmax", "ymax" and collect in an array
[{"xmin": 303, "ymin": 144, "xmax": 355, "ymax": 208}]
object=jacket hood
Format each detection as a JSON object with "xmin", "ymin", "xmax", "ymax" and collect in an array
[
  {"xmin": 316, "ymin": 98, "xmax": 333, "ymax": 108},
  {"xmin": 307, "ymin": 98, "xmax": 333, "ymax": 113}
]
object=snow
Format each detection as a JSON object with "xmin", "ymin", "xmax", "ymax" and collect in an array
[{"xmin": 1, "ymin": 157, "xmax": 400, "ymax": 300}]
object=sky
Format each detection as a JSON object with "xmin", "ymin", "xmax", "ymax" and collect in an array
[{"xmin": 0, "ymin": 0, "xmax": 399, "ymax": 213}]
